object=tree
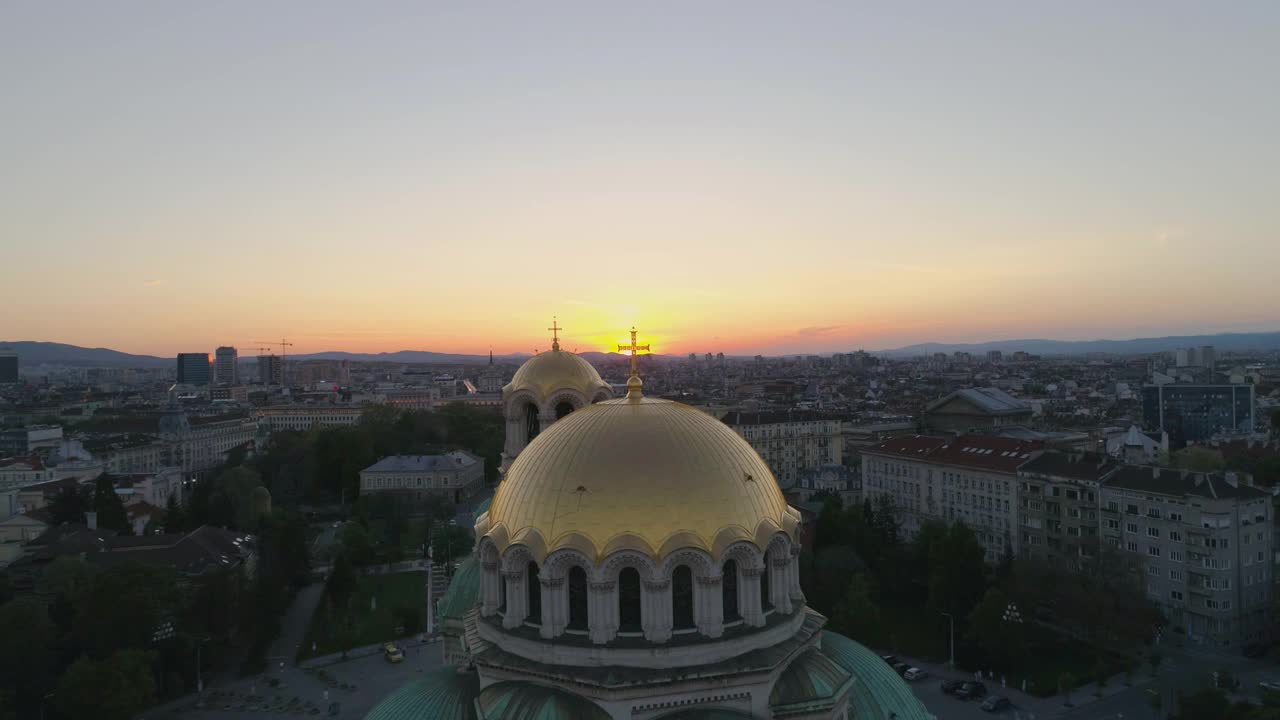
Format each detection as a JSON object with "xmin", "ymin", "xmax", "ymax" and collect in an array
[
  {"xmin": 73, "ymin": 562, "xmax": 179, "ymax": 657},
  {"xmin": 340, "ymin": 522, "xmax": 376, "ymax": 566},
  {"xmin": 965, "ymin": 587, "xmax": 1017, "ymax": 671},
  {"xmin": 928, "ymin": 522, "xmax": 987, "ymax": 622},
  {"xmin": 93, "ymin": 474, "xmax": 131, "ymax": 534},
  {"xmin": 162, "ymin": 493, "xmax": 187, "ymax": 533},
  {"xmin": 831, "ymin": 573, "xmax": 882, "ymax": 646},
  {"xmin": 55, "ymin": 649, "xmax": 157, "ymax": 720},
  {"xmin": 0, "ymin": 599, "xmax": 56, "ymax": 703},
  {"xmin": 431, "ymin": 525, "xmax": 472, "ymax": 566},
  {"xmin": 48, "ymin": 484, "xmax": 92, "ymax": 525},
  {"xmin": 327, "ymin": 550, "xmax": 359, "ymax": 609}
]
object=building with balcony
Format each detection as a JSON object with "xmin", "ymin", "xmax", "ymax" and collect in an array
[
  {"xmin": 1017, "ymin": 452, "xmax": 1120, "ymax": 569},
  {"xmin": 1100, "ymin": 466, "xmax": 1272, "ymax": 645},
  {"xmin": 722, "ymin": 410, "xmax": 843, "ymax": 487}
]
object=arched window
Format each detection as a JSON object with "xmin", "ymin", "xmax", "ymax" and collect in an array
[
  {"xmin": 672, "ymin": 565, "xmax": 695, "ymax": 630},
  {"xmin": 554, "ymin": 401, "xmax": 574, "ymax": 419},
  {"xmin": 526, "ymin": 562, "xmax": 541, "ymax": 624},
  {"xmin": 619, "ymin": 568, "xmax": 642, "ymax": 633},
  {"xmin": 722, "ymin": 559, "xmax": 740, "ymax": 622},
  {"xmin": 568, "ymin": 566, "xmax": 589, "ymax": 631},
  {"xmin": 524, "ymin": 403, "xmax": 540, "ymax": 444},
  {"xmin": 761, "ymin": 551, "xmax": 773, "ymax": 611},
  {"xmin": 499, "ymin": 571, "xmax": 507, "ymax": 614}
]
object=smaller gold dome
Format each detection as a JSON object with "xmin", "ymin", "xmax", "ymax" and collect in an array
[{"xmin": 504, "ymin": 349, "xmax": 611, "ymax": 401}]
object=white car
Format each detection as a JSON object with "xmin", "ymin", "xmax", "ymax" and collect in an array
[
  {"xmin": 904, "ymin": 667, "xmax": 928, "ymax": 681},
  {"xmin": 1260, "ymin": 680, "xmax": 1280, "ymax": 693}
]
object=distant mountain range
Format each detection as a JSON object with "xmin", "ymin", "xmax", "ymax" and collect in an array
[
  {"xmin": 4, "ymin": 331, "xmax": 1279, "ymax": 369},
  {"xmin": 875, "ymin": 332, "xmax": 1280, "ymax": 357}
]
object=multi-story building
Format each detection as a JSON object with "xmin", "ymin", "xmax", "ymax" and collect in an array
[
  {"xmin": 170, "ymin": 417, "xmax": 257, "ymax": 474},
  {"xmin": 1017, "ymin": 452, "xmax": 1121, "ymax": 569},
  {"xmin": 176, "ymin": 353, "xmax": 211, "ymax": 386},
  {"xmin": 1100, "ymin": 466, "xmax": 1271, "ymax": 645},
  {"xmin": 214, "ymin": 346, "xmax": 239, "ymax": 385},
  {"xmin": 0, "ymin": 456, "xmax": 55, "ymax": 492},
  {"xmin": 359, "ymin": 451, "xmax": 485, "ymax": 504},
  {"xmin": 1100, "ymin": 466, "xmax": 1269, "ymax": 645},
  {"xmin": 862, "ymin": 434, "xmax": 1040, "ymax": 562},
  {"xmin": 85, "ymin": 435, "xmax": 166, "ymax": 474},
  {"xmin": 1142, "ymin": 384, "xmax": 1255, "ymax": 446},
  {"xmin": 253, "ymin": 406, "xmax": 363, "ymax": 432},
  {"xmin": 923, "ymin": 387, "xmax": 1033, "ymax": 433},
  {"xmin": 0, "ymin": 351, "xmax": 17, "ymax": 384},
  {"xmin": 721, "ymin": 410, "xmax": 842, "ymax": 487},
  {"xmin": 257, "ymin": 354, "xmax": 283, "ymax": 385}
]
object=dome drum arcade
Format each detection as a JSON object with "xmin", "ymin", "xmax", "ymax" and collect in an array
[{"xmin": 367, "ymin": 326, "xmax": 934, "ymax": 720}]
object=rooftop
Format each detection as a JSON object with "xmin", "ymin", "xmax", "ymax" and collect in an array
[
  {"xmin": 926, "ymin": 387, "xmax": 1032, "ymax": 415},
  {"xmin": 363, "ymin": 451, "xmax": 480, "ymax": 474},
  {"xmin": 1020, "ymin": 451, "xmax": 1120, "ymax": 482},
  {"xmin": 1105, "ymin": 466, "xmax": 1269, "ymax": 501}
]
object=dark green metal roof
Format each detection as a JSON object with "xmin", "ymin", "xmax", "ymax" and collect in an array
[
  {"xmin": 820, "ymin": 631, "xmax": 935, "ymax": 720},
  {"xmin": 654, "ymin": 709, "xmax": 756, "ymax": 720},
  {"xmin": 769, "ymin": 647, "xmax": 852, "ymax": 708},
  {"xmin": 440, "ymin": 555, "xmax": 480, "ymax": 620},
  {"xmin": 363, "ymin": 667, "xmax": 479, "ymax": 720},
  {"xmin": 477, "ymin": 681, "xmax": 609, "ymax": 720}
]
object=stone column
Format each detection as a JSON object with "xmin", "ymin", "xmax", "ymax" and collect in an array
[
  {"xmin": 696, "ymin": 575, "xmax": 724, "ymax": 638},
  {"xmin": 481, "ymin": 561, "xmax": 501, "ymax": 616},
  {"xmin": 789, "ymin": 545, "xmax": 805, "ymax": 603},
  {"xmin": 770, "ymin": 553, "xmax": 793, "ymax": 614},
  {"xmin": 539, "ymin": 577, "xmax": 565, "ymax": 638},
  {"xmin": 589, "ymin": 580, "xmax": 617, "ymax": 644},
  {"xmin": 643, "ymin": 578, "xmax": 672, "ymax": 643},
  {"xmin": 502, "ymin": 570, "xmax": 526, "ymax": 629},
  {"xmin": 538, "ymin": 410, "xmax": 556, "ymax": 433},
  {"xmin": 741, "ymin": 566, "xmax": 765, "ymax": 627}
]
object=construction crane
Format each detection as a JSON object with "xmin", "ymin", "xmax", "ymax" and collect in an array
[{"xmin": 252, "ymin": 338, "xmax": 294, "ymax": 385}]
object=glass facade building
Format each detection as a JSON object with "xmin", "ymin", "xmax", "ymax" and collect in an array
[
  {"xmin": 1142, "ymin": 384, "xmax": 1255, "ymax": 446},
  {"xmin": 176, "ymin": 352, "xmax": 212, "ymax": 385}
]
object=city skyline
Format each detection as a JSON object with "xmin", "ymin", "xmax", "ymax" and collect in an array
[{"xmin": 4, "ymin": 3, "xmax": 1278, "ymax": 356}]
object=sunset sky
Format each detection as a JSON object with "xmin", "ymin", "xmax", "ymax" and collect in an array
[{"xmin": 2, "ymin": 2, "xmax": 1277, "ymax": 357}]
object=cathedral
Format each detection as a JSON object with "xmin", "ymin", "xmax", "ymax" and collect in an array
[{"xmin": 366, "ymin": 328, "xmax": 932, "ymax": 720}]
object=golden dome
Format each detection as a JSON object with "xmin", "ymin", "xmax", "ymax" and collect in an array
[
  {"xmin": 478, "ymin": 396, "xmax": 800, "ymax": 563},
  {"xmin": 503, "ymin": 349, "xmax": 612, "ymax": 401}
]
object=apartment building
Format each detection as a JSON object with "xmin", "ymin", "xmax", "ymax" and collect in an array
[
  {"xmin": 1017, "ymin": 452, "xmax": 1121, "ymax": 569},
  {"xmin": 1100, "ymin": 466, "xmax": 1272, "ymax": 645},
  {"xmin": 722, "ymin": 410, "xmax": 843, "ymax": 487},
  {"xmin": 862, "ymin": 434, "xmax": 1041, "ymax": 563}
]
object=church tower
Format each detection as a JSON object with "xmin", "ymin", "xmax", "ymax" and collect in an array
[{"xmin": 499, "ymin": 319, "xmax": 612, "ymax": 474}]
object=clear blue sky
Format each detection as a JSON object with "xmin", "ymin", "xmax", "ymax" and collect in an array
[{"xmin": 2, "ymin": 2, "xmax": 1277, "ymax": 355}]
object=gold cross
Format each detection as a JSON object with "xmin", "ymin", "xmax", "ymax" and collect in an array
[
  {"xmin": 547, "ymin": 317, "xmax": 563, "ymax": 351},
  {"xmin": 617, "ymin": 326, "xmax": 650, "ymax": 377}
]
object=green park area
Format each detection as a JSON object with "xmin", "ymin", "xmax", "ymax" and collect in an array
[{"xmin": 301, "ymin": 571, "xmax": 427, "ymax": 659}]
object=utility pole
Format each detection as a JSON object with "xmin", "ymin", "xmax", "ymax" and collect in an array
[{"xmin": 940, "ymin": 612, "xmax": 955, "ymax": 670}]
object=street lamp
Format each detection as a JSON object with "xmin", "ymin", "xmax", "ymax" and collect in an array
[
  {"xmin": 40, "ymin": 692, "xmax": 54, "ymax": 720},
  {"xmin": 940, "ymin": 612, "xmax": 956, "ymax": 670}
]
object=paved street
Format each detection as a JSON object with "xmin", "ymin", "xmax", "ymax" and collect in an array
[{"xmin": 150, "ymin": 639, "xmax": 444, "ymax": 720}]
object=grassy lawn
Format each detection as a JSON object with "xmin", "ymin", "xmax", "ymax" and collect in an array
[{"xmin": 300, "ymin": 571, "xmax": 427, "ymax": 659}]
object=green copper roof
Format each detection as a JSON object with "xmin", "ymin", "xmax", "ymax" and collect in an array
[
  {"xmin": 653, "ymin": 709, "xmax": 756, "ymax": 719},
  {"xmin": 363, "ymin": 667, "xmax": 479, "ymax": 720},
  {"xmin": 769, "ymin": 647, "xmax": 852, "ymax": 708},
  {"xmin": 820, "ymin": 631, "xmax": 935, "ymax": 720},
  {"xmin": 477, "ymin": 681, "xmax": 609, "ymax": 720},
  {"xmin": 440, "ymin": 555, "xmax": 480, "ymax": 620},
  {"xmin": 472, "ymin": 496, "xmax": 492, "ymax": 523}
]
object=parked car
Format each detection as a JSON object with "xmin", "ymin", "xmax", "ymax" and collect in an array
[
  {"xmin": 1259, "ymin": 680, "xmax": 1280, "ymax": 693},
  {"xmin": 891, "ymin": 662, "xmax": 911, "ymax": 677},
  {"xmin": 941, "ymin": 679, "xmax": 965, "ymax": 695},
  {"xmin": 903, "ymin": 667, "xmax": 928, "ymax": 681},
  {"xmin": 956, "ymin": 681, "xmax": 988, "ymax": 700},
  {"xmin": 980, "ymin": 696, "xmax": 1011, "ymax": 712},
  {"xmin": 383, "ymin": 642, "xmax": 404, "ymax": 663},
  {"xmin": 880, "ymin": 654, "xmax": 900, "ymax": 666}
]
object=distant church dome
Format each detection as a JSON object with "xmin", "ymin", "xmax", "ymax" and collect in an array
[
  {"xmin": 479, "ymin": 396, "xmax": 799, "ymax": 563},
  {"xmin": 503, "ymin": 348, "xmax": 611, "ymax": 401}
]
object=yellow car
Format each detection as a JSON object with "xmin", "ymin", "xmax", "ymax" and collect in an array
[{"xmin": 383, "ymin": 643, "xmax": 404, "ymax": 663}]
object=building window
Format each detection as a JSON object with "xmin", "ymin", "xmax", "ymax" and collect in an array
[
  {"xmin": 1148, "ymin": 546, "xmax": 1162, "ymax": 558},
  {"xmin": 1170, "ymin": 569, "xmax": 1183, "ymax": 581},
  {"xmin": 723, "ymin": 559, "xmax": 740, "ymax": 622},
  {"xmin": 526, "ymin": 562, "xmax": 542, "ymax": 624},
  {"xmin": 1171, "ymin": 550, "xmax": 1183, "ymax": 562},
  {"xmin": 672, "ymin": 565, "xmax": 695, "ymax": 630},
  {"xmin": 1171, "ymin": 590, "xmax": 1184, "ymax": 601},
  {"xmin": 1126, "ymin": 522, "xmax": 1138, "ymax": 534},
  {"xmin": 568, "ymin": 566, "xmax": 589, "ymax": 631},
  {"xmin": 618, "ymin": 567, "xmax": 642, "ymax": 633},
  {"xmin": 1148, "ymin": 565, "xmax": 1160, "ymax": 577},
  {"xmin": 1127, "ymin": 541, "xmax": 1139, "ymax": 553},
  {"xmin": 1147, "ymin": 527, "xmax": 1160, "ymax": 538}
]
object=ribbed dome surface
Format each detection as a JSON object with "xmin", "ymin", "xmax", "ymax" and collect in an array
[
  {"xmin": 480, "ymin": 396, "xmax": 797, "ymax": 562},
  {"xmin": 504, "ymin": 349, "xmax": 610, "ymax": 400}
]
